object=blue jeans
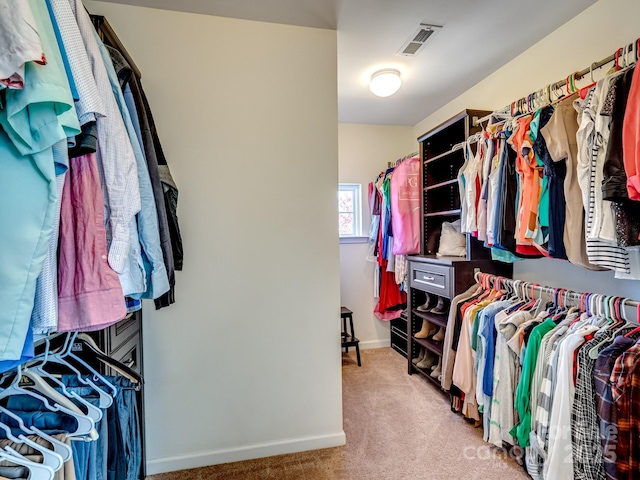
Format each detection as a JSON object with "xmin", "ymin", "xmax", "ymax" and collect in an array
[
  {"xmin": 107, "ymin": 376, "xmax": 141, "ymax": 480},
  {"xmin": 0, "ymin": 374, "xmax": 140, "ymax": 480},
  {"xmin": 63, "ymin": 375, "xmax": 141, "ymax": 480},
  {"xmin": 56, "ymin": 380, "xmax": 108, "ymax": 480}
]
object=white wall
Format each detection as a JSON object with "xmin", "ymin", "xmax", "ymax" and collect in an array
[
  {"xmin": 85, "ymin": 2, "xmax": 343, "ymax": 474},
  {"xmin": 338, "ymin": 124, "xmax": 417, "ymax": 349},
  {"xmin": 415, "ymin": 0, "xmax": 640, "ymax": 137},
  {"xmin": 413, "ymin": 0, "xmax": 640, "ymax": 299}
]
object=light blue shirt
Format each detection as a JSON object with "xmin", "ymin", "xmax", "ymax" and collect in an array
[
  {"xmin": 96, "ymin": 34, "xmax": 169, "ymax": 300},
  {"xmin": 0, "ymin": 0, "xmax": 76, "ymax": 360}
]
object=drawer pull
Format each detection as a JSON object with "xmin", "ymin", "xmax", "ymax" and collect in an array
[{"xmin": 422, "ymin": 276, "xmax": 435, "ymax": 281}]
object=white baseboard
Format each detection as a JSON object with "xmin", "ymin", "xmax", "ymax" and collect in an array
[
  {"xmin": 145, "ymin": 431, "xmax": 346, "ymax": 475},
  {"xmin": 358, "ymin": 339, "xmax": 390, "ymax": 350}
]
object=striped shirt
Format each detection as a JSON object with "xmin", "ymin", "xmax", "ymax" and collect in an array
[
  {"xmin": 67, "ymin": 0, "xmax": 141, "ymax": 276},
  {"xmin": 571, "ymin": 329, "xmax": 624, "ymax": 480},
  {"xmin": 575, "ymin": 82, "xmax": 631, "ymax": 273}
]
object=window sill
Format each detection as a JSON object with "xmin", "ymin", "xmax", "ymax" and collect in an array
[{"xmin": 340, "ymin": 236, "xmax": 369, "ymax": 245}]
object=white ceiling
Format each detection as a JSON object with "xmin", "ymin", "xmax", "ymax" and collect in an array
[{"xmin": 100, "ymin": 0, "xmax": 597, "ymax": 126}]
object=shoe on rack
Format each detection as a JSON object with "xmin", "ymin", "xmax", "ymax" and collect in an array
[
  {"xmin": 412, "ymin": 348, "xmax": 426, "ymax": 365},
  {"xmin": 432, "ymin": 326, "xmax": 445, "ymax": 342},
  {"xmin": 429, "ymin": 296, "xmax": 449, "ymax": 315},
  {"xmin": 416, "ymin": 350, "xmax": 437, "ymax": 370},
  {"xmin": 415, "ymin": 319, "xmax": 437, "ymax": 339},
  {"xmin": 416, "ymin": 293, "xmax": 433, "ymax": 312},
  {"xmin": 430, "ymin": 358, "xmax": 442, "ymax": 378}
]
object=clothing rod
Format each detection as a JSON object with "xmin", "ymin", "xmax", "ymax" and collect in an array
[
  {"xmin": 387, "ymin": 151, "xmax": 419, "ymax": 168},
  {"xmin": 475, "ymin": 271, "xmax": 640, "ymax": 307},
  {"xmin": 474, "ymin": 39, "xmax": 639, "ymax": 126},
  {"xmin": 89, "ymin": 14, "xmax": 142, "ymax": 80},
  {"xmin": 450, "ymin": 133, "xmax": 481, "ymax": 154}
]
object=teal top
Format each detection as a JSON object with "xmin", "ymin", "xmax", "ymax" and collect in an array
[
  {"xmin": 0, "ymin": 0, "xmax": 79, "ymax": 157},
  {"xmin": 510, "ymin": 318, "xmax": 556, "ymax": 447}
]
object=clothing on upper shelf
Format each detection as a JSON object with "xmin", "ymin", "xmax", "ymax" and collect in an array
[
  {"xmin": 458, "ymin": 64, "xmax": 640, "ymax": 278},
  {"xmin": 0, "ymin": 0, "xmax": 182, "ymax": 361}
]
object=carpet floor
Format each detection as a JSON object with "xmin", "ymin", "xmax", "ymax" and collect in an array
[{"xmin": 147, "ymin": 348, "xmax": 530, "ymax": 479}]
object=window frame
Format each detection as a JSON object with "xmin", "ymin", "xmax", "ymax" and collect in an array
[{"xmin": 338, "ymin": 183, "xmax": 365, "ymax": 241}]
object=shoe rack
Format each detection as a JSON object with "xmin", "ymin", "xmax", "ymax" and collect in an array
[
  {"xmin": 390, "ymin": 311, "xmax": 408, "ymax": 358},
  {"xmin": 407, "ymin": 109, "xmax": 512, "ymax": 393},
  {"xmin": 406, "ymin": 257, "xmax": 511, "ymax": 387}
]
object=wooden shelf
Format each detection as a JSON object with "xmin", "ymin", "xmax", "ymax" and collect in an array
[
  {"xmin": 424, "ymin": 209, "xmax": 461, "ymax": 218},
  {"xmin": 424, "ymin": 146, "xmax": 462, "ymax": 165},
  {"xmin": 391, "ymin": 343, "xmax": 408, "ymax": 358},
  {"xmin": 407, "ymin": 254, "xmax": 471, "ymax": 265},
  {"xmin": 412, "ymin": 336, "xmax": 444, "ymax": 356},
  {"xmin": 412, "ymin": 309, "xmax": 448, "ymax": 328},
  {"xmin": 424, "ymin": 178, "xmax": 458, "ymax": 191},
  {"xmin": 411, "ymin": 364, "xmax": 443, "ymax": 389}
]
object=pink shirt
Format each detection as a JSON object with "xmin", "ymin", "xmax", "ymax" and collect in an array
[
  {"xmin": 58, "ymin": 153, "xmax": 126, "ymax": 331},
  {"xmin": 390, "ymin": 157, "xmax": 420, "ymax": 255}
]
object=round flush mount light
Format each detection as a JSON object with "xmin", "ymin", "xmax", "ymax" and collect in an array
[{"xmin": 369, "ymin": 69, "xmax": 402, "ymax": 97}]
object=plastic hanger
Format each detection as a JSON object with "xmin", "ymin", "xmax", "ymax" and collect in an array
[
  {"xmin": 0, "ymin": 365, "xmax": 95, "ymax": 438},
  {"xmin": 0, "ymin": 446, "xmax": 54, "ymax": 480},
  {"xmin": 20, "ymin": 368, "xmax": 92, "ymax": 417},
  {"xmin": 0, "ymin": 417, "xmax": 62, "ymax": 472},
  {"xmin": 36, "ymin": 333, "xmax": 114, "ymax": 409},
  {"xmin": 579, "ymin": 63, "xmax": 597, "ymax": 99},
  {"xmin": 596, "ymin": 295, "xmax": 614, "ymax": 327},
  {"xmin": 0, "ymin": 406, "xmax": 71, "ymax": 463},
  {"xmin": 624, "ymin": 302, "xmax": 640, "ymax": 338},
  {"xmin": 75, "ymin": 334, "xmax": 141, "ymax": 384},
  {"xmin": 615, "ymin": 47, "xmax": 623, "ymax": 71},
  {"xmin": 589, "ymin": 297, "xmax": 630, "ymax": 359},
  {"xmin": 28, "ymin": 337, "xmax": 103, "ymax": 422},
  {"xmin": 59, "ymin": 333, "xmax": 118, "ymax": 399}
]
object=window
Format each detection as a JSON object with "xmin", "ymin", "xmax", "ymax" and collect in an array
[{"xmin": 338, "ymin": 183, "xmax": 362, "ymax": 237}]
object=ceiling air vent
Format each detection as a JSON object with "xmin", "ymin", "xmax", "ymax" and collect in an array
[{"xmin": 397, "ymin": 23, "xmax": 442, "ymax": 57}]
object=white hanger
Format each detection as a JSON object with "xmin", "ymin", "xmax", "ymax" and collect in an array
[
  {"xmin": 35, "ymin": 333, "xmax": 114, "ymax": 409},
  {"xmin": 0, "ymin": 365, "xmax": 95, "ymax": 438},
  {"xmin": 58, "ymin": 333, "xmax": 118, "ymax": 400},
  {"xmin": 28, "ymin": 337, "xmax": 103, "ymax": 423},
  {"xmin": 0, "ymin": 406, "xmax": 72, "ymax": 463},
  {"xmin": 0, "ymin": 418, "xmax": 63, "ymax": 472},
  {"xmin": 0, "ymin": 446, "xmax": 55, "ymax": 480}
]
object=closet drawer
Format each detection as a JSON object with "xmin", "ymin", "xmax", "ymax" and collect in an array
[
  {"xmin": 110, "ymin": 332, "xmax": 142, "ymax": 375},
  {"xmin": 410, "ymin": 263, "xmax": 451, "ymax": 297},
  {"xmin": 109, "ymin": 313, "xmax": 140, "ymax": 353}
]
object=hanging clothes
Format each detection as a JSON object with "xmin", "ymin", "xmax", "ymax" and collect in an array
[
  {"xmin": 457, "ymin": 62, "xmax": 640, "ymax": 278},
  {"xmin": 448, "ymin": 273, "xmax": 640, "ymax": 480},
  {"xmin": 0, "ymin": 0, "xmax": 182, "ymax": 358},
  {"xmin": 390, "ymin": 156, "xmax": 420, "ymax": 255}
]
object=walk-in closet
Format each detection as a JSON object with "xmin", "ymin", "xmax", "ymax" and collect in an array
[{"xmin": 3, "ymin": 0, "xmax": 640, "ymax": 479}]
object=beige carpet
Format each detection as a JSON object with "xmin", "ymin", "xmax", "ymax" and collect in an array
[{"xmin": 147, "ymin": 348, "xmax": 530, "ymax": 479}]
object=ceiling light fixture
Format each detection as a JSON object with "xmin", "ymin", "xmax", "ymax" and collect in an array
[{"xmin": 369, "ymin": 69, "xmax": 402, "ymax": 97}]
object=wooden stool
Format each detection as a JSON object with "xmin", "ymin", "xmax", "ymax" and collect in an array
[{"xmin": 341, "ymin": 307, "xmax": 361, "ymax": 367}]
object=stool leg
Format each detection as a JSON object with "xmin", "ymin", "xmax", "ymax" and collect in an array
[
  {"xmin": 342, "ymin": 317, "xmax": 348, "ymax": 353},
  {"xmin": 349, "ymin": 314, "xmax": 361, "ymax": 367}
]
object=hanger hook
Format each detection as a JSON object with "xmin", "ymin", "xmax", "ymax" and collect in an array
[{"xmin": 615, "ymin": 47, "xmax": 623, "ymax": 71}]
